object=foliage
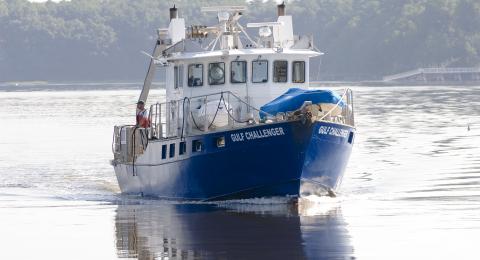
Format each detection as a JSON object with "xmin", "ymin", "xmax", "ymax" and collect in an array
[{"xmin": 0, "ymin": 0, "xmax": 479, "ymax": 81}]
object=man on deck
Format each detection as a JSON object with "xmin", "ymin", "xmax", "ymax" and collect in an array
[{"xmin": 136, "ymin": 100, "xmax": 150, "ymax": 128}]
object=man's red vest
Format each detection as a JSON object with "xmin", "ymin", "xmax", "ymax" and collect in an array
[{"xmin": 136, "ymin": 109, "xmax": 150, "ymax": 128}]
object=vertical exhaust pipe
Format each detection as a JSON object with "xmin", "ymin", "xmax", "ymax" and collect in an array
[
  {"xmin": 277, "ymin": 2, "xmax": 286, "ymax": 16},
  {"xmin": 170, "ymin": 5, "xmax": 178, "ymax": 20}
]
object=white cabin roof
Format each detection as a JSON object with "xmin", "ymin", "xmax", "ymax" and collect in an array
[{"xmin": 168, "ymin": 48, "xmax": 322, "ymax": 61}]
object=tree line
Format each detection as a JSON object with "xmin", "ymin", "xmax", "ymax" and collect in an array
[{"xmin": 1, "ymin": 0, "xmax": 479, "ymax": 81}]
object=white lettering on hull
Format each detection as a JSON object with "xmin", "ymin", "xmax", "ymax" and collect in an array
[
  {"xmin": 318, "ymin": 126, "xmax": 349, "ymax": 138},
  {"xmin": 230, "ymin": 127, "xmax": 285, "ymax": 142}
]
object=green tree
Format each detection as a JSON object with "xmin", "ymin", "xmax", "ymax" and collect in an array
[{"xmin": 0, "ymin": 0, "xmax": 479, "ymax": 81}]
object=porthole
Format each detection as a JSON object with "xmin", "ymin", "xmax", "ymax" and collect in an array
[{"xmin": 216, "ymin": 136, "xmax": 225, "ymax": 148}]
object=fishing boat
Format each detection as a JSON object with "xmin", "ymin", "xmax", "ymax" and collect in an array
[{"xmin": 111, "ymin": 3, "xmax": 355, "ymax": 201}]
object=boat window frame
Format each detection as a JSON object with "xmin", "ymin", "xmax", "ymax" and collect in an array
[
  {"xmin": 216, "ymin": 136, "xmax": 226, "ymax": 148},
  {"xmin": 192, "ymin": 140, "xmax": 203, "ymax": 152},
  {"xmin": 174, "ymin": 65, "xmax": 184, "ymax": 89},
  {"xmin": 230, "ymin": 60, "xmax": 247, "ymax": 84},
  {"xmin": 161, "ymin": 144, "xmax": 167, "ymax": 159},
  {"xmin": 169, "ymin": 143, "xmax": 175, "ymax": 158},
  {"xmin": 273, "ymin": 60, "xmax": 288, "ymax": 83},
  {"xmin": 252, "ymin": 59, "xmax": 269, "ymax": 83},
  {"xmin": 187, "ymin": 63, "xmax": 204, "ymax": 87},
  {"xmin": 292, "ymin": 60, "xmax": 306, "ymax": 83},
  {"xmin": 179, "ymin": 141, "xmax": 186, "ymax": 155},
  {"xmin": 208, "ymin": 62, "xmax": 226, "ymax": 85}
]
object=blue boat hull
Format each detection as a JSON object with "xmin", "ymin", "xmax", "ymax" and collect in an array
[{"xmin": 114, "ymin": 120, "xmax": 355, "ymax": 200}]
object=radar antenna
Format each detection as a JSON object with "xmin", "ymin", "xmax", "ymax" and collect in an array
[{"xmin": 187, "ymin": 6, "xmax": 257, "ymax": 50}]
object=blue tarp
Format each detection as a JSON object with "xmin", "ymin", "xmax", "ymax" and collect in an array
[{"xmin": 260, "ymin": 88, "xmax": 344, "ymax": 117}]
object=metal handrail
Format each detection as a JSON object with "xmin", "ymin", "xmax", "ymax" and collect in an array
[
  {"xmin": 187, "ymin": 91, "xmax": 274, "ymax": 118},
  {"xmin": 317, "ymin": 88, "xmax": 354, "ymax": 127},
  {"xmin": 147, "ymin": 89, "xmax": 354, "ymax": 139},
  {"xmin": 148, "ymin": 91, "xmax": 268, "ymax": 139}
]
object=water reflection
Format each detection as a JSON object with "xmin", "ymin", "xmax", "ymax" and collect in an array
[
  {"xmin": 1, "ymin": 85, "xmax": 480, "ymax": 259},
  {"xmin": 115, "ymin": 199, "xmax": 354, "ymax": 259}
]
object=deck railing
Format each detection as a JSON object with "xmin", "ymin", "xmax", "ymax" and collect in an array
[
  {"xmin": 309, "ymin": 88, "xmax": 354, "ymax": 127},
  {"xmin": 148, "ymin": 91, "xmax": 273, "ymax": 139},
  {"xmin": 147, "ymin": 89, "xmax": 355, "ymax": 140}
]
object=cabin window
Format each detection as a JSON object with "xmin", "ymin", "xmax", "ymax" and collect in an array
[
  {"xmin": 348, "ymin": 132, "xmax": 355, "ymax": 144},
  {"xmin": 216, "ymin": 136, "xmax": 226, "ymax": 148},
  {"xmin": 188, "ymin": 64, "xmax": 203, "ymax": 87},
  {"xmin": 161, "ymin": 145, "xmax": 167, "ymax": 159},
  {"xmin": 292, "ymin": 61, "xmax": 305, "ymax": 83},
  {"xmin": 273, "ymin": 60, "xmax": 288, "ymax": 83},
  {"xmin": 169, "ymin": 143, "xmax": 175, "ymax": 158},
  {"xmin": 252, "ymin": 60, "xmax": 268, "ymax": 83},
  {"xmin": 192, "ymin": 140, "xmax": 202, "ymax": 152},
  {"xmin": 179, "ymin": 141, "xmax": 186, "ymax": 155},
  {"xmin": 208, "ymin": 62, "xmax": 225, "ymax": 85},
  {"xmin": 231, "ymin": 61, "xmax": 247, "ymax": 83},
  {"xmin": 174, "ymin": 65, "xmax": 183, "ymax": 89}
]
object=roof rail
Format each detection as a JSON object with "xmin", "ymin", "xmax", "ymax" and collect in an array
[{"xmin": 201, "ymin": 6, "xmax": 246, "ymax": 13}]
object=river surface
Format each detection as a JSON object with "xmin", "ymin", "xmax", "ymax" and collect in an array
[{"xmin": 0, "ymin": 84, "xmax": 479, "ymax": 259}]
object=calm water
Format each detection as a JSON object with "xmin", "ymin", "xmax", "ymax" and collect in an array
[{"xmin": 0, "ymin": 84, "xmax": 479, "ymax": 259}]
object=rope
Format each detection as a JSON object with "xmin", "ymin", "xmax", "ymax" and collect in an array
[
  {"xmin": 189, "ymin": 93, "xmax": 225, "ymax": 131},
  {"xmin": 227, "ymin": 91, "xmax": 273, "ymax": 117},
  {"xmin": 221, "ymin": 96, "xmax": 250, "ymax": 124},
  {"xmin": 207, "ymin": 93, "xmax": 224, "ymax": 129},
  {"xmin": 190, "ymin": 111, "xmax": 203, "ymax": 131},
  {"xmin": 318, "ymin": 88, "xmax": 349, "ymax": 121},
  {"xmin": 149, "ymin": 91, "xmax": 276, "ymax": 133}
]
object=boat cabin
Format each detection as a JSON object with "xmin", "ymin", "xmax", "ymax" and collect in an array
[
  {"xmin": 165, "ymin": 49, "xmax": 318, "ymax": 110},
  {"xmin": 142, "ymin": 5, "xmax": 321, "ymax": 110}
]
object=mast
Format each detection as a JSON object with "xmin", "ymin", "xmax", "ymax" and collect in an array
[
  {"xmin": 138, "ymin": 40, "xmax": 166, "ymax": 103},
  {"xmin": 138, "ymin": 5, "xmax": 184, "ymax": 103}
]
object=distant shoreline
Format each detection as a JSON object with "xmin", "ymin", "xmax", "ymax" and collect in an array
[
  {"xmin": 311, "ymin": 81, "xmax": 480, "ymax": 87},
  {"xmin": 0, "ymin": 80, "xmax": 141, "ymax": 86}
]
